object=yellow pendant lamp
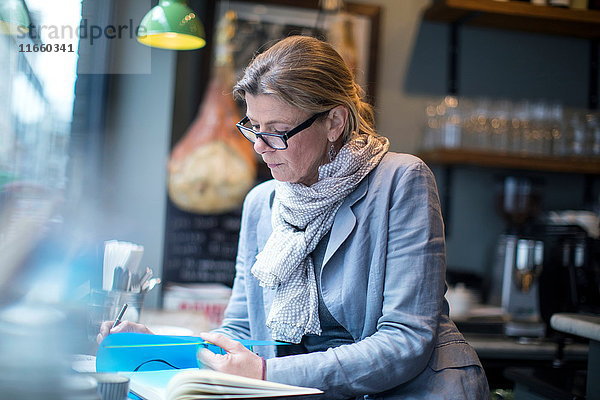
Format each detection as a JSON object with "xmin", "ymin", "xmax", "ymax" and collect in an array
[
  {"xmin": 0, "ymin": 0, "xmax": 31, "ymax": 35},
  {"xmin": 137, "ymin": 0, "xmax": 205, "ymax": 50}
]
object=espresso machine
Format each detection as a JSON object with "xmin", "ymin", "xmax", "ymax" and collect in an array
[
  {"xmin": 489, "ymin": 176, "xmax": 546, "ymax": 337},
  {"xmin": 490, "ymin": 176, "xmax": 600, "ymax": 338},
  {"xmin": 538, "ymin": 224, "xmax": 600, "ymax": 326}
]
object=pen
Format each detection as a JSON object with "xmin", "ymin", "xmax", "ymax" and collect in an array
[{"xmin": 111, "ymin": 303, "xmax": 128, "ymax": 330}]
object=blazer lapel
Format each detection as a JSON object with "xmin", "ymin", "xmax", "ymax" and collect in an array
[
  {"xmin": 256, "ymin": 189, "xmax": 275, "ymax": 250},
  {"xmin": 255, "ymin": 177, "xmax": 369, "ymax": 266},
  {"xmin": 322, "ymin": 176, "xmax": 369, "ymax": 267}
]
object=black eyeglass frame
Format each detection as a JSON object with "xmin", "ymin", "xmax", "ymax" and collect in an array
[{"xmin": 235, "ymin": 110, "xmax": 330, "ymax": 150}]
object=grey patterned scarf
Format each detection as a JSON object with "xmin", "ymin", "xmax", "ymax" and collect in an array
[{"xmin": 251, "ymin": 133, "xmax": 390, "ymax": 343}]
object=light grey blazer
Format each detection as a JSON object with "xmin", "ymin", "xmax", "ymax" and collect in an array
[{"xmin": 214, "ymin": 153, "xmax": 488, "ymax": 399}]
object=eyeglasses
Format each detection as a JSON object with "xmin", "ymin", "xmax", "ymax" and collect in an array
[{"xmin": 235, "ymin": 110, "xmax": 330, "ymax": 150}]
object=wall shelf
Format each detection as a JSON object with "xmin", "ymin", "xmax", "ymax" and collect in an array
[
  {"xmin": 424, "ymin": 0, "xmax": 600, "ymax": 38},
  {"xmin": 419, "ymin": 148, "xmax": 600, "ymax": 174}
]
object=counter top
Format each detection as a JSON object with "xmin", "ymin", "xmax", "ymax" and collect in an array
[
  {"xmin": 551, "ymin": 313, "xmax": 600, "ymax": 342},
  {"xmin": 464, "ymin": 333, "xmax": 588, "ymax": 360},
  {"xmin": 140, "ymin": 309, "xmax": 590, "ymax": 362}
]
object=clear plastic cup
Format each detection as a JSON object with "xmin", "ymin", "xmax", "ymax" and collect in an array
[{"xmin": 87, "ymin": 289, "xmax": 145, "ymax": 344}]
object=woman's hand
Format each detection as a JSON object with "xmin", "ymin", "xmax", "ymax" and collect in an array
[
  {"xmin": 96, "ymin": 320, "xmax": 154, "ymax": 344},
  {"xmin": 197, "ymin": 332, "xmax": 264, "ymax": 380}
]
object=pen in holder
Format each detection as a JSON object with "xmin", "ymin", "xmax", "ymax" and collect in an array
[{"xmin": 92, "ymin": 238, "xmax": 157, "ymax": 346}]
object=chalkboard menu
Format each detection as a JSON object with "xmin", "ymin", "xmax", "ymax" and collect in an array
[{"xmin": 162, "ymin": 198, "xmax": 241, "ymax": 286}]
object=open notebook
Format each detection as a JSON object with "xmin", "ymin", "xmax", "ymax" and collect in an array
[{"xmin": 122, "ymin": 368, "xmax": 323, "ymax": 400}]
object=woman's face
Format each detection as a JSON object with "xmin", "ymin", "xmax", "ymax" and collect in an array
[{"xmin": 245, "ymin": 93, "xmax": 331, "ymax": 186}]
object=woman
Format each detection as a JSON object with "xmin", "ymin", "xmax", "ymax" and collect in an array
[{"xmin": 100, "ymin": 35, "xmax": 488, "ymax": 399}]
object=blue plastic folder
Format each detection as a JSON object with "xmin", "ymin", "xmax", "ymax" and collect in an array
[{"xmin": 96, "ymin": 333, "xmax": 285, "ymax": 373}]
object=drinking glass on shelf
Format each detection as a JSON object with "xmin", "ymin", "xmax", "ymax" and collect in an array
[
  {"xmin": 568, "ymin": 111, "xmax": 587, "ymax": 157},
  {"xmin": 524, "ymin": 101, "xmax": 551, "ymax": 156},
  {"xmin": 470, "ymin": 97, "xmax": 492, "ymax": 151},
  {"xmin": 440, "ymin": 95, "xmax": 462, "ymax": 149},
  {"xmin": 489, "ymin": 99, "xmax": 511, "ymax": 153},
  {"xmin": 510, "ymin": 100, "xmax": 530, "ymax": 155},
  {"xmin": 460, "ymin": 98, "xmax": 477, "ymax": 150},
  {"xmin": 421, "ymin": 100, "xmax": 442, "ymax": 151},
  {"xmin": 585, "ymin": 112, "xmax": 600, "ymax": 157},
  {"xmin": 548, "ymin": 102, "xmax": 566, "ymax": 157}
]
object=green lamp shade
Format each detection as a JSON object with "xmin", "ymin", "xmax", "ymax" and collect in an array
[
  {"xmin": 0, "ymin": 0, "xmax": 31, "ymax": 35},
  {"xmin": 137, "ymin": 0, "xmax": 205, "ymax": 50}
]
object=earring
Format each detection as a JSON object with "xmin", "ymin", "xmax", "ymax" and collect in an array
[{"xmin": 328, "ymin": 143, "xmax": 337, "ymax": 162}]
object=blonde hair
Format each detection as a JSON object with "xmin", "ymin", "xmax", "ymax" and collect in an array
[{"xmin": 233, "ymin": 35, "xmax": 376, "ymax": 143}]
